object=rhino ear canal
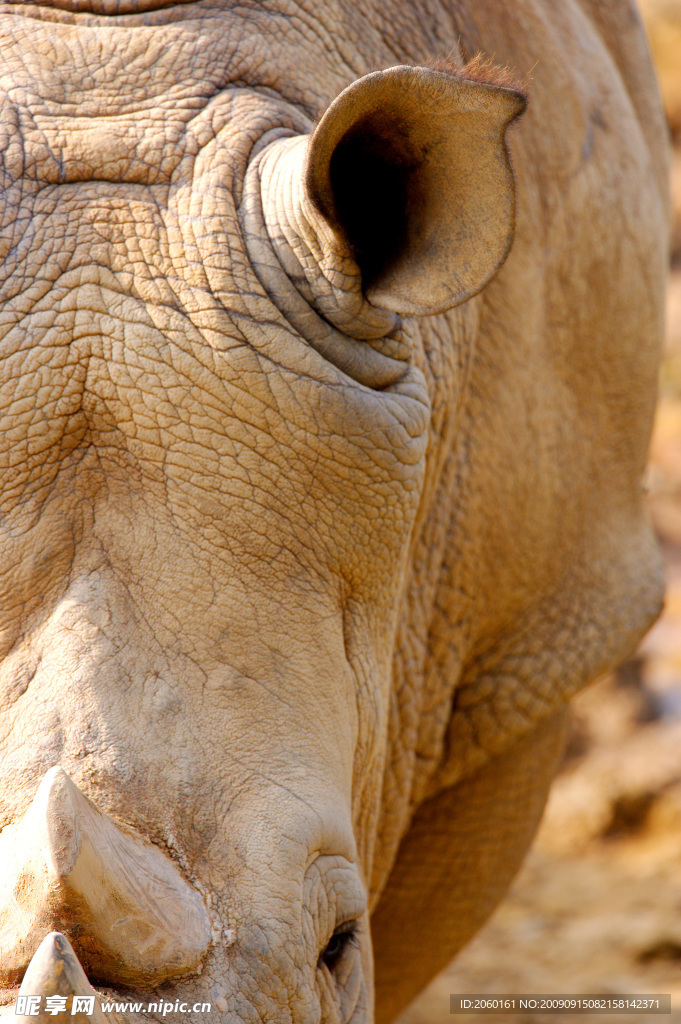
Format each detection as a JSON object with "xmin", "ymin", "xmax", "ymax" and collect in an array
[{"xmin": 305, "ymin": 65, "xmax": 526, "ymax": 317}]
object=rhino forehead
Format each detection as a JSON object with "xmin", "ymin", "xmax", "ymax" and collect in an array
[
  {"xmin": 0, "ymin": 13, "xmax": 432, "ymax": 544},
  {"xmin": 0, "ymin": 87, "xmax": 430, "ymax": 528},
  {"xmin": 0, "ymin": 4, "xmax": 356, "ymax": 129}
]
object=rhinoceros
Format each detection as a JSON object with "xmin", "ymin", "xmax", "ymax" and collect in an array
[{"xmin": 0, "ymin": 0, "xmax": 669, "ymax": 1021}]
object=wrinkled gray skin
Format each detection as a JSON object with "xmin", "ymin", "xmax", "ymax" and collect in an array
[{"xmin": 0, "ymin": 1, "xmax": 669, "ymax": 1022}]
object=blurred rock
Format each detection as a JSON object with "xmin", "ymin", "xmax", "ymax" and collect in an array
[
  {"xmin": 638, "ymin": 0, "xmax": 681, "ymax": 262},
  {"xmin": 639, "ymin": 0, "xmax": 681, "ymax": 139},
  {"xmin": 539, "ymin": 714, "xmax": 681, "ymax": 854}
]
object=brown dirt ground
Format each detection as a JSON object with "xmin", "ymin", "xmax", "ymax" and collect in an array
[{"xmin": 397, "ymin": 6, "xmax": 681, "ymax": 1024}]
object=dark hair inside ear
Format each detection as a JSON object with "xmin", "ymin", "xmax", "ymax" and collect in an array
[{"xmin": 328, "ymin": 113, "xmax": 423, "ymax": 291}]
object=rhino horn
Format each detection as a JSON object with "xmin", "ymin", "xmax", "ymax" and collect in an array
[
  {"xmin": 0, "ymin": 767, "xmax": 211, "ymax": 987},
  {"xmin": 15, "ymin": 932, "xmax": 114, "ymax": 1024}
]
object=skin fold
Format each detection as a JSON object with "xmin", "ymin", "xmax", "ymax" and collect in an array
[{"xmin": 0, "ymin": 1, "xmax": 669, "ymax": 1022}]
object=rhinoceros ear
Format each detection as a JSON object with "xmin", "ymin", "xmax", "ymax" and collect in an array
[{"xmin": 305, "ymin": 65, "xmax": 525, "ymax": 316}]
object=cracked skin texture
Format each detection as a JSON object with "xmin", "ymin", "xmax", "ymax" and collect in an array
[{"xmin": 0, "ymin": 0, "xmax": 669, "ymax": 1021}]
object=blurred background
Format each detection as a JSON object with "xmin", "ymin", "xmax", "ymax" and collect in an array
[{"xmin": 398, "ymin": 3, "xmax": 681, "ymax": 1021}]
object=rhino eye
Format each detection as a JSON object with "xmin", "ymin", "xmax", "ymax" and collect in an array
[{"xmin": 320, "ymin": 925, "xmax": 357, "ymax": 971}]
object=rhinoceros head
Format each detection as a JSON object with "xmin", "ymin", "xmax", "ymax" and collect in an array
[{"xmin": 0, "ymin": 2, "xmax": 665, "ymax": 1023}]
